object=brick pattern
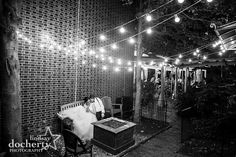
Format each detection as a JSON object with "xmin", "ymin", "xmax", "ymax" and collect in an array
[{"xmin": 7, "ymin": 0, "xmax": 135, "ymax": 138}]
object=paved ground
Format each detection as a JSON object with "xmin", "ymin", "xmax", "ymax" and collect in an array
[{"xmin": 125, "ymin": 100, "xmax": 188, "ymax": 157}]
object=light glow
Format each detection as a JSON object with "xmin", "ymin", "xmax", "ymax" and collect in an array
[
  {"xmin": 174, "ymin": 14, "xmax": 180, "ymax": 23},
  {"xmin": 146, "ymin": 28, "xmax": 152, "ymax": 34},
  {"xmin": 128, "ymin": 38, "xmax": 135, "ymax": 44},
  {"xmin": 145, "ymin": 14, "xmax": 152, "ymax": 22},
  {"xmin": 119, "ymin": 27, "xmax": 126, "ymax": 34},
  {"xmin": 99, "ymin": 34, "xmax": 106, "ymax": 41}
]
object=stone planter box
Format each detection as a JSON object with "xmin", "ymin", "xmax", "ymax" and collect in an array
[{"xmin": 91, "ymin": 117, "xmax": 136, "ymax": 155}]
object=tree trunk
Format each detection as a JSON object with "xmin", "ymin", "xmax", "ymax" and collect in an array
[
  {"xmin": 134, "ymin": 0, "xmax": 143, "ymax": 123},
  {"xmin": 0, "ymin": 0, "xmax": 22, "ymax": 156}
]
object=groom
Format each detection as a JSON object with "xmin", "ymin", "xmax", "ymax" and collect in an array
[{"xmin": 89, "ymin": 94, "xmax": 105, "ymax": 121}]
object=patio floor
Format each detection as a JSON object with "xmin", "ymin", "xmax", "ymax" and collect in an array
[{"xmin": 125, "ymin": 100, "xmax": 188, "ymax": 157}]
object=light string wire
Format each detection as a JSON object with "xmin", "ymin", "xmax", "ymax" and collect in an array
[
  {"xmin": 169, "ymin": 29, "xmax": 236, "ymax": 61},
  {"xmin": 96, "ymin": 0, "xmax": 202, "ymax": 50},
  {"xmin": 82, "ymin": 0, "xmax": 174, "ymax": 40}
]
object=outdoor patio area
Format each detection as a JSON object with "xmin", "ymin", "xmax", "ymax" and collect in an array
[{"xmin": 0, "ymin": 0, "xmax": 236, "ymax": 157}]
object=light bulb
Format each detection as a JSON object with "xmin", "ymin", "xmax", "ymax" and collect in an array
[
  {"xmin": 111, "ymin": 44, "xmax": 118, "ymax": 49},
  {"xmin": 177, "ymin": 0, "xmax": 185, "ymax": 4},
  {"xmin": 145, "ymin": 14, "xmax": 152, "ymax": 22},
  {"xmin": 114, "ymin": 67, "xmax": 120, "ymax": 72},
  {"xmin": 219, "ymin": 52, "xmax": 223, "ymax": 56},
  {"xmin": 128, "ymin": 67, "xmax": 133, "ymax": 72},
  {"xmin": 188, "ymin": 59, "xmax": 192, "ymax": 62},
  {"xmin": 102, "ymin": 65, "xmax": 107, "ymax": 70},
  {"xmin": 99, "ymin": 47, "xmax": 106, "ymax": 53},
  {"xmin": 81, "ymin": 51, "xmax": 85, "ymax": 55},
  {"xmin": 196, "ymin": 49, "xmax": 200, "ymax": 53},
  {"xmin": 119, "ymin": 27, "xmax": 126, "ymax": 34},
  {"xmin": 79, "ymin": 40, "xmax": 86, "ymax": 46},
  {"xmin": 117, "ymin": 59, "xmax": 122, "ymax": 65},
  {"xmin": 137, "ymin": 61, "xmax": 142, "ymax": 66},
  {"xmin": 164, "ymin": 58, "xmax": 168, "ymax": 62},
  {"xmin": 109, "ymin": 59, "xmax": 114, "ymax": 63},
  {"xmin": 149, "ymin": 61, "xmax": 154, "ymax": 65},
  {"xmin": 89, "ymin": 50, "xmax": 95, "ymax": 55},
  {"xmin": 203, "ymin": 55, "xmax": 207, "ymax": 60},
  {"xmin": 174, "ymin": 14, "xmax": 180, "ymax": 23},
  {"xmin": 82, "ymin": 60, "xmax": 86, "ymax": 64},
  {"xmin": 128, "ymin": 38, "xmax": 135, "ymax": 44},
  {"xmin": 99, "ymin": 34, "xmax": 106, "ymax": 41},
  {"xmin": 146, "ymin": 28, "xmax": 152, "ymax": 34},
  {"xmin": 127, "ymin": 61, "xmax": 132, "ymax": 66},
  {"xmin": 92, "ymin": 64, "xmax": 97, "ymax": 68},
  {"xmin": 179, "ymin": 54, "xmax": 182, "ymax": 58},
  {"xmin": 159, "ymin": 62, "xmax": 164, "ymax": 67},
  {"xmin": 95, "ymin": 55, "xmax": 99, "ymax": 58},
  {"xmin": 207, "ymin": 0, "xmax": 213, "ymax": 2},
  {"xmin": 175, "ymin": 59, "xmax": 180, "ymax": 64}
]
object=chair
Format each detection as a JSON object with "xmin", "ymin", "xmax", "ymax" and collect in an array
[
  {"xmin": 116, "ymin": 96, "xmax": 134, "ymax": 121},
  {"xmin": 101, "ymin": 96, "xmax": 123, "ymax": 118},
  {"xmin": 62, "ymin": 129, "xmax": 93, "ymax": 157}
]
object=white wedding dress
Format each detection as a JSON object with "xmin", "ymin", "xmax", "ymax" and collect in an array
[{"xmin": 59, "ymin": 105, "xmax": 97, "ymax": 141}]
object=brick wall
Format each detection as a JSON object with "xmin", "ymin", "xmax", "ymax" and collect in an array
[{"xmin": 10, "ymin": 0, "xmax": 134, "ymax": 138}]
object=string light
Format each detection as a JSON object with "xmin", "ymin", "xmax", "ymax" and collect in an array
[
  {"xmin": 203, "ymin": 55, "xmax": 207, "ymax": 60},
  {"xmin": 174, "ymin": 14, "xmax": 180, "ymax": 23},
  {"xmin": 146, "ymin": 28, "xmax": 153, "ymax": 34},
  {"xmin": 177, "ymin": 0, "xmax": 185, "ymax": 4},
  {"xmin": 95, "ymin": 55, "xmax": 99, "ymax": 58},
  {"xmin": 127, "ymin": 61, "xmax": 132, "ymax": 66},
  {"xmin": 81, "ymin": 50, "xmax": 86, "ymax": 55},
  {"xmin": 114, "ymin": 67, "xmax": 120, "ymax": 72},
  {"xmin": 196, "ymin": 48, "xmax": 200, "ymax": 53},
  {"xmin": 137, "ymin": 61, "xmax": 142, "ymax": 66},
  {"xmin": 117, "ymin": 59, "xmax": 122, "ymax": 65},
  {"xmin": 145, "ymin": 14, "xmax": 152, "ymax": 22},
  {"xmin": 149, "ymin": 61, "xmax": 154, "ymax": 65},
  {"xmin": 102, "ymin": 65, "xmax": 107, "ymax": 70},
  {"xmin": 79, "ymin": 40, "xmax": 86, "ymax": 46},
  {"xmin": 206, "ymin": 0, "xmax": 213, "ymax": 2},
  {"xmin": 128, "ymin": 67, "xmax": 133, "ymax": 72},
  {"xmin": 218, "ymin": 52, "xmax": 223, "ymax": 56},
  {"xmin": 109, "ymin": 59, "xmax": 114, "ymax": 63},
  {"xmin": 164, "ymin": 58, "xmax": 168, "ymax": 62},
  {"xmin": 178, "ymin": 54, "xmax": 183, "ymax": 58},
  {"xmin": 82, "ymin": 60, "xmax": 86, "ymax": 64},
  {"xmin": 99, "ymin": 47, "xmax": 106, "ymax": 53},
  {"xmin": 119, "ymin": 27, "xmax": 126, "ymax": 34},
  {"xmin": 188, "ymin": 59, "xmax": 192, "ymax": 62},
  {"xmin": 128, "ymin": 38, "xmax": 135, "ymax": 44},
  {"xmin": 111, "ymin": 43, "xmax": 118, "ymax": 50},
  {"xmin": 89, "ymin": 50, "xmax": 95, "ymax": 55},
  {"xmin": 99, "ymin": 34, "xmax": 106, "ymax": 41},
  {"xmin": 231, "ymin": 41, "xmax": 235, "ymax": 44},
  {"xmin": 92, "ymin": 64, "xmax": 97, "ymax": 68},
  {"xmin": 175, "ymin": 58, "xmax": 180, "ymax": 64}
]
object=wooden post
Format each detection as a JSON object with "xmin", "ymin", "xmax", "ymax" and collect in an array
[
  {"xmin": 134, "ymin": 0, "xmax": 143, "ymax": 123},
  {"xmin": 173, "ymin": 67, "xmax": 178, "ymax": 99},
  {"xmin": 184, "ymin": 68, "xmax": 189, "ymax": 92},
  {"xmin": 0, "ymin": 0, "xmax": 22, "ymax": 156},
  {"xmin": 160, "ymin": 65, "xmax": 165, "ymax": 106}
]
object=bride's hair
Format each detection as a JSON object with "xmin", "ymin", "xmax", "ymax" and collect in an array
[{"xmin": 83, "ymin": 97, "xmax": 89, "ymax": 103}]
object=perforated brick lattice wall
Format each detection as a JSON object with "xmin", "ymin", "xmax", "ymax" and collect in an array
[{"xmin": 11, "ymin": 0, "xmax": 134, "ymax": 138}]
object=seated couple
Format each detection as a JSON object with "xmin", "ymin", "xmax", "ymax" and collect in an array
[
  {"xmin": 83, "ymin": 94, "xmax": 105, "ymax": 121},
  {"xmin": 58, "ymin": 94, "xmax": 106, "ymax": 142}
]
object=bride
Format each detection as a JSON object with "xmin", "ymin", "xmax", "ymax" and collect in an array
[{"xmin": 58, "ymin": 97, "xmax": 97, "ymax": 141}]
